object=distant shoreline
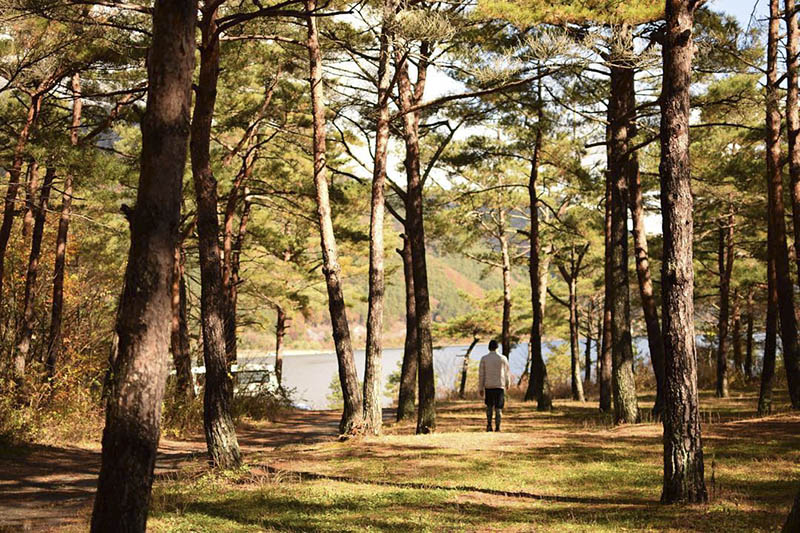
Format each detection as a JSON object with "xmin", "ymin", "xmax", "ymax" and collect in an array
[{"xmin": 239, "ymin": 342, "xmax": 482, "ymax": 359}]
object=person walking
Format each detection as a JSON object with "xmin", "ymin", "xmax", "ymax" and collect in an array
[{"xmin": 479, "ymin": 339, "xmax": 510, "ymax": 432}]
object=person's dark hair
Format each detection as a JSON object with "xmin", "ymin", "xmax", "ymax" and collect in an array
[{"xmin": 488, "ymin": 339, "xmax": 499, "ymax": 351}]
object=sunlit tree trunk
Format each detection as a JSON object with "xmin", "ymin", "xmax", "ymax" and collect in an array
[
  {"xmin": 459, "ymin": 337, "xmax": 479, "ymax": 399},
  {"xmin": 716, "ymin": 208, "xmax": 734, "ymax": 398},
  {"xmin": 600, "ymin": 176, "xmax": 613, "ymax": 413},
  {"xmin": 275, "ymin": 305, "xmax": 286, "ymax": 386},
  {"xmin": 170, "ymin": 245, "xmax": 194, "ymax": 403},
  {"xmin": 396, "ymin": 234, "xmax": 418, "ymax": 421},
  {"xmin": 659, "ymin": 0, "xmax": 707, "ymax": 504},
  {"xmin": 91, "ymin": 1, "xmax": 196, "ymax": 529},
  {"xmin": 499, "ymin": 211, "xmax": 512, "ymax": 358},
  {"xmin": 307, "ymin": 0, "xmax": 364, "ymax": 435},
  {"xmin": 745, "ymin": 289, "xmax": 754, "ymax": 381},
  {"xmin": 190, "ymin": 4, "xmax": 241, "ymax": 468}
]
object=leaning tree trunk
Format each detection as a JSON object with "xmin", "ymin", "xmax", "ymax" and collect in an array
[
  {"xmin": 659, "ymin": 0, "xmax": 707, "ymax": 504},
  {"xmin": 745, "ymin": 289, "xmax": 754, "ymax": 381},
  {"xmin": 275, "ymin": 306, "xmax": 286, "ymax": 386},
  {"xmin": 767, "ymin": 0, "xmax": 800, "ymax": 409},
  {"xmin": 45, "ymin": 73, "xmax": 80, "ymax": 380},
  {"xmin": 396, "ymin": 47, "xmax": 435, "ymax": 434},
  {"xmin": 170, "ymin": 245, "xmax": 194, "ymax": 403},
  {"xmin": 0, "ymin": 94, "xmax": 40, "ymax": 298},
  {"xmin": 91, "ymin": 1, "xmax": 196, "ymax": 529},
  {"xmin": 363, "ymin": 8, "xmax": 394, "ymax": 435},
  {"xmin": 599, "ymin": 176, "xmax": 613, "ymax": 413},
  {"xmin": 396, "ymin": 234, "xmax": 418, "ymax": 422},
  {"xmin": 499, "ymin": 217, "xmax": 512, "ymax": 358},
  {"xmin": 459, "ymin": 337, "xmax": 479, "ymax": 399},
  {"xmin": 524, "ymin": 97, "xmax": 553, "ymax": 410},
  {"xmin": 628, "ymin": 126, "xmax": 666, "ymax": 418},
  {"xmin": 716, "ymin": 209, "xmax": 734, "ymax": 398},
  {"xmin": 307, "ymin": 0, "xmax": 364, "ymax": 435},
  {"xmin": 607, "ymin": 39, "xmax": 639, "ymax": 424},
  {"xmin": 190, "ymin": 5, "xmax": 241, "ymax": 468},
  {"xmin": 14, "ymin": 167, "xmax": 54, "ymax": 379}
]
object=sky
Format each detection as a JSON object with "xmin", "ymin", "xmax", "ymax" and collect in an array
[{"xmin": 716, "ymin": 0, "xmax": 768, "ymax": 28}]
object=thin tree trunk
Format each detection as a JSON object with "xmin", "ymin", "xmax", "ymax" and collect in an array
[
  {"xmin": 584, "ymin": 309, "xmax": 592, "ymax": 385},
  {"xmin": 659, "ymin": 0, "xmax": 707, "ymax": 504},
  {"xmin": 91, "ymin": 1, "xmax": 196, "ymax": 529},
  {"xmin": 396, "ymin": 234, "xmax": 418, "ymax": 421},
  {"xmin": 768, "ymin": 0, "xmax": 800, "ymax": 409},
  {"xmin": 459, "ymin": 337, "xmax": 479, "ymax": 399},
  {"xmin": 363, "ymin": 6, "xmax": 394, "ymax": 435},
  {"xmin": 562, "ymin": 268, "xmax": 585, "ymax": 402},
  {"xmin": 307, "ymin": 0, "xmax": 364, "ymax": 435},
  {"xmin": 396, "ymin": 45, "xmax": 435, "ymax": 434},
  {"xmin": 716, "ymin": 208, "xmax": 734, "ymax": 398},
  {"xmin": 607, "ymin": 38, "xmax": 639, "ymax": 424},
  {"xmin": 786, "ymin": 0, "xmax": 800, "ymax": 289},
  {"xmin": 519, "ymin": 341, "xmax": 532, "ymax": 387},
  {"xmin": 499, "ymin": 213, "xmax": 512, "ymax": 358},
  {"xmin": 275, "ymin": 306, "xmax": 286, "ymax": 386},
  {"xmin": 22, "ymin": 161, "xmax": 40, "ymax": 239},
  {"xmin": 600, "ymin": 176, "xmax": 613, "ymax": 413},
  {"xmin": 170, "ymin": 245, "xmax": 194, "ymax": 403},
  {"xmin": 14, "ymin": 167, "xmax": 55, "ymax": 379},
  {"xmin": 0, "ymin": 94, "xmax": 40, "ymax": 298},
  {"xmin": 731, "ymin": 289, "xmax": 742, "ymax": 377},
  {"xmin": 524, "ymin": 85, "xmax": 552, "ymax": 410},
  {"xmin": 745, "ymin": 289, "xmax": 754, "ymax": 381},
  {"xmin": 628, "ymin": 127, "xmax": 666, "ymax": 418},
  {"xmin": 190, "ymin": 4, "xmax": 241, "ymax": 468},
  {"xmin": 45, "ymin": 73, "xmax": 80, "ymax": 380},
  {"xmin": 759, "ymin": 246, "xmax": 777, "ymax": 416}
]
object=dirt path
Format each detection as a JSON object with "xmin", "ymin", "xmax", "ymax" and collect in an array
[{"xmin": 0, "ymin": 409, "xmax": 344, "ymax": 532}]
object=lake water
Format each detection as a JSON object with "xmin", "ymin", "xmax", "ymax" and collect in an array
[{"xmin": 243, "ymin": 343, "xmax": 543, "ymax": 409}]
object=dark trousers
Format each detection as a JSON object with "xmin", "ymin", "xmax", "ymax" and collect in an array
[{"xmin": 484, "ymin": 388, "xmax": 504, "ymax": 430}]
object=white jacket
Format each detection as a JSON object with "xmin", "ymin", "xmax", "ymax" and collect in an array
[{"xmin": 478, "ymin": 350, "xmax": 511, "ymax": 392}]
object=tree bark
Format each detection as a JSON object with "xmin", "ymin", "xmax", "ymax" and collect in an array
[
  {"xmin": 584, "ymin": 306, "xmax": 593, "ymax": 385},
  {"xmin": 499, "ymin": 211, "xmax": 512, "ymax": 358},
  {"xmin": 14, "ymin": 167, "xmax": 55, "ymax": 379},
  {"xmin": 716, "ymin": 209, "xmax": 734, "ymax": 398},
  {"xmin": 396, "ymin": 45, "xmax": 436, "ymax": 434},
  {"xmin": 559, "ymin": 263, "xmax": 585, "ymax": 403},
  {"xmin": 786, "ymin": 0, "xmax": 800, "ymax": 289},
  {"xmin": 600, "ymin": 175, "xmax": 613, "ymax": 413},
  {"xmin": 524, "ymin": 91, "xmax": 553, "ymax": 410},
  {"xmin": 745, "ymin": 289, "xmax": 754, "ymax": 381},
  {"xmin": 782, "ymin": 485, "xmax": 800, "ymax": 532},
  {"xmin": 759, "ymin": 245, "xmax": 778, "ymax": 416},
  {"xmin": 45, "ymin": 73, "xmax": 80, "ymax": 380},
  {"xmin": 396, "ymin": 234, "xmax": 418, "ymax": 421},
  {"xmin": 170, "ymin": 245, "xmax": 194, "ymax": 403},
  {"xmin": 731, "ymin": 290, "xmax": 742, "ymax": 377},
  {"xmin": 767, "ymin": 0, "xmax": 800, "ymax": 409},
  {"xmin": 607, "ymin": 36, "xmax": 639, "ymax": 424},
  {"xmin": 307, "ymin": 0, "xmax": 364, "ymax": 436},
  {"xmin": 363, "ymin": 7, "xmax": 395, "ymax": 435},
  {"xmin": 190, "ymin": 4, "xmax": 241, "ymax": 468},
  {"xmin": 459, "ymin": 337, "xmax": 479, "ymax": 399},
  {"xmin": 659, "ymin": 0, "xmax": 707, "ymax": 504},
  {"xmin": 0, "ymin": 94, "xmax": 41, "ymax": 298},
  {"xmin": 275, "ymin": 306, "xmax": 286, "ymax": 386},
  {"xmin": 91, "ymin": 1, "xmax": 196, "ymax": 529}
]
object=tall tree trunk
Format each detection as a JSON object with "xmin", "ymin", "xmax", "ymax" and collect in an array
[
  {"xmin": 396, "ymin": 46, "xmax": 435, "ymax": 434},
  {"xmin": 190, "ymin": 5, "xmax": 241, "ymax": 468},
  {"xmin": 170, "ymin": 245, "xmax": 194, "ymax": 403},
  {"xmin": 731, "ymin": 290, "xmax": 742, "ymax": 377},
  {"xmin": 0, "ymin": 94, "xmax": 40, "ymax": 298},
  {"xmin": 22, "ymin": 161, "xmax": 40, "ymax": 239},
  {"xmin": 363, "ymin": 8, "xmax": 394, "ymax": 435},
  {"xmin": 499, "ymin": 213, "xmax": 512, "ymax": 358},
  {"xmin": 768, "ymin": 0, "xmax": 800, "ymax": 409},
  {"xmin": 745, "ymin": 289, "xmax": 754, "ymax": 381},
  {"xmin": 716, "ymin": 208, "xmax": 734, "ymax": 398},
  {"xmin": 91, "ymin": 1, "xmax": 196, "ymax": 529},
  {"xmin": 524, "ymin": 92, "xmax": 553, "ymax": 410},
  {"xmin": 786, "ymin": 0, "xmax": 800, "ymax": 288},
  {"xmin": 459, "ymin": 337, "xmax": 479, "ymax": 399},
  {"xmin": 396, "ymin": 234, "xmax": 418, "ymax": 421},
  {"xmin": 659, "ymin": 0, "xmax": 707, "ymax": 504},
  {"xmin": 607, "ymin": 36, "xmax": 639, "ymax": 424},
  {"xmin": 562, "ymin": 269, "xmax": 585, "ymax": 402},
  {"xmin": 600, "ymin": 176, "xmax": 613, "ymax": 413},
  {"xmin": 759, "ymin": 247, "xmax": 778, "ymax": 416},
  {"xmin": 45, "ymin": 73, "xmax": 80, "ymax": 380},
  {"xmin": 14, "ymin": 167, "xmax": 54, "ymax": 379},
  {"xmin": 275, "ymin": 306, "xmax": 286, "ymax": 386},
  {"xmin": 584, "ymin": 306, "xmax": 593, "ymax": 385},
  {"xmin": 628, "ymin": 125, "xmax": 666, "ymax": 418},
  {"xmin": 307, "ymin": 0, "xmax": 364, "ymax": 435}
]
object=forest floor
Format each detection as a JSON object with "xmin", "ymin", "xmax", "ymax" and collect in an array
[{"xmin": 2, "ymin": 390, "xmax": 798, "ymax": 532}]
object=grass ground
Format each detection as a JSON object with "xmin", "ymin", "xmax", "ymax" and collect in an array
[{"xmin": 130, "ymin": 389, "xmax": 800, "ymax": 532}]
